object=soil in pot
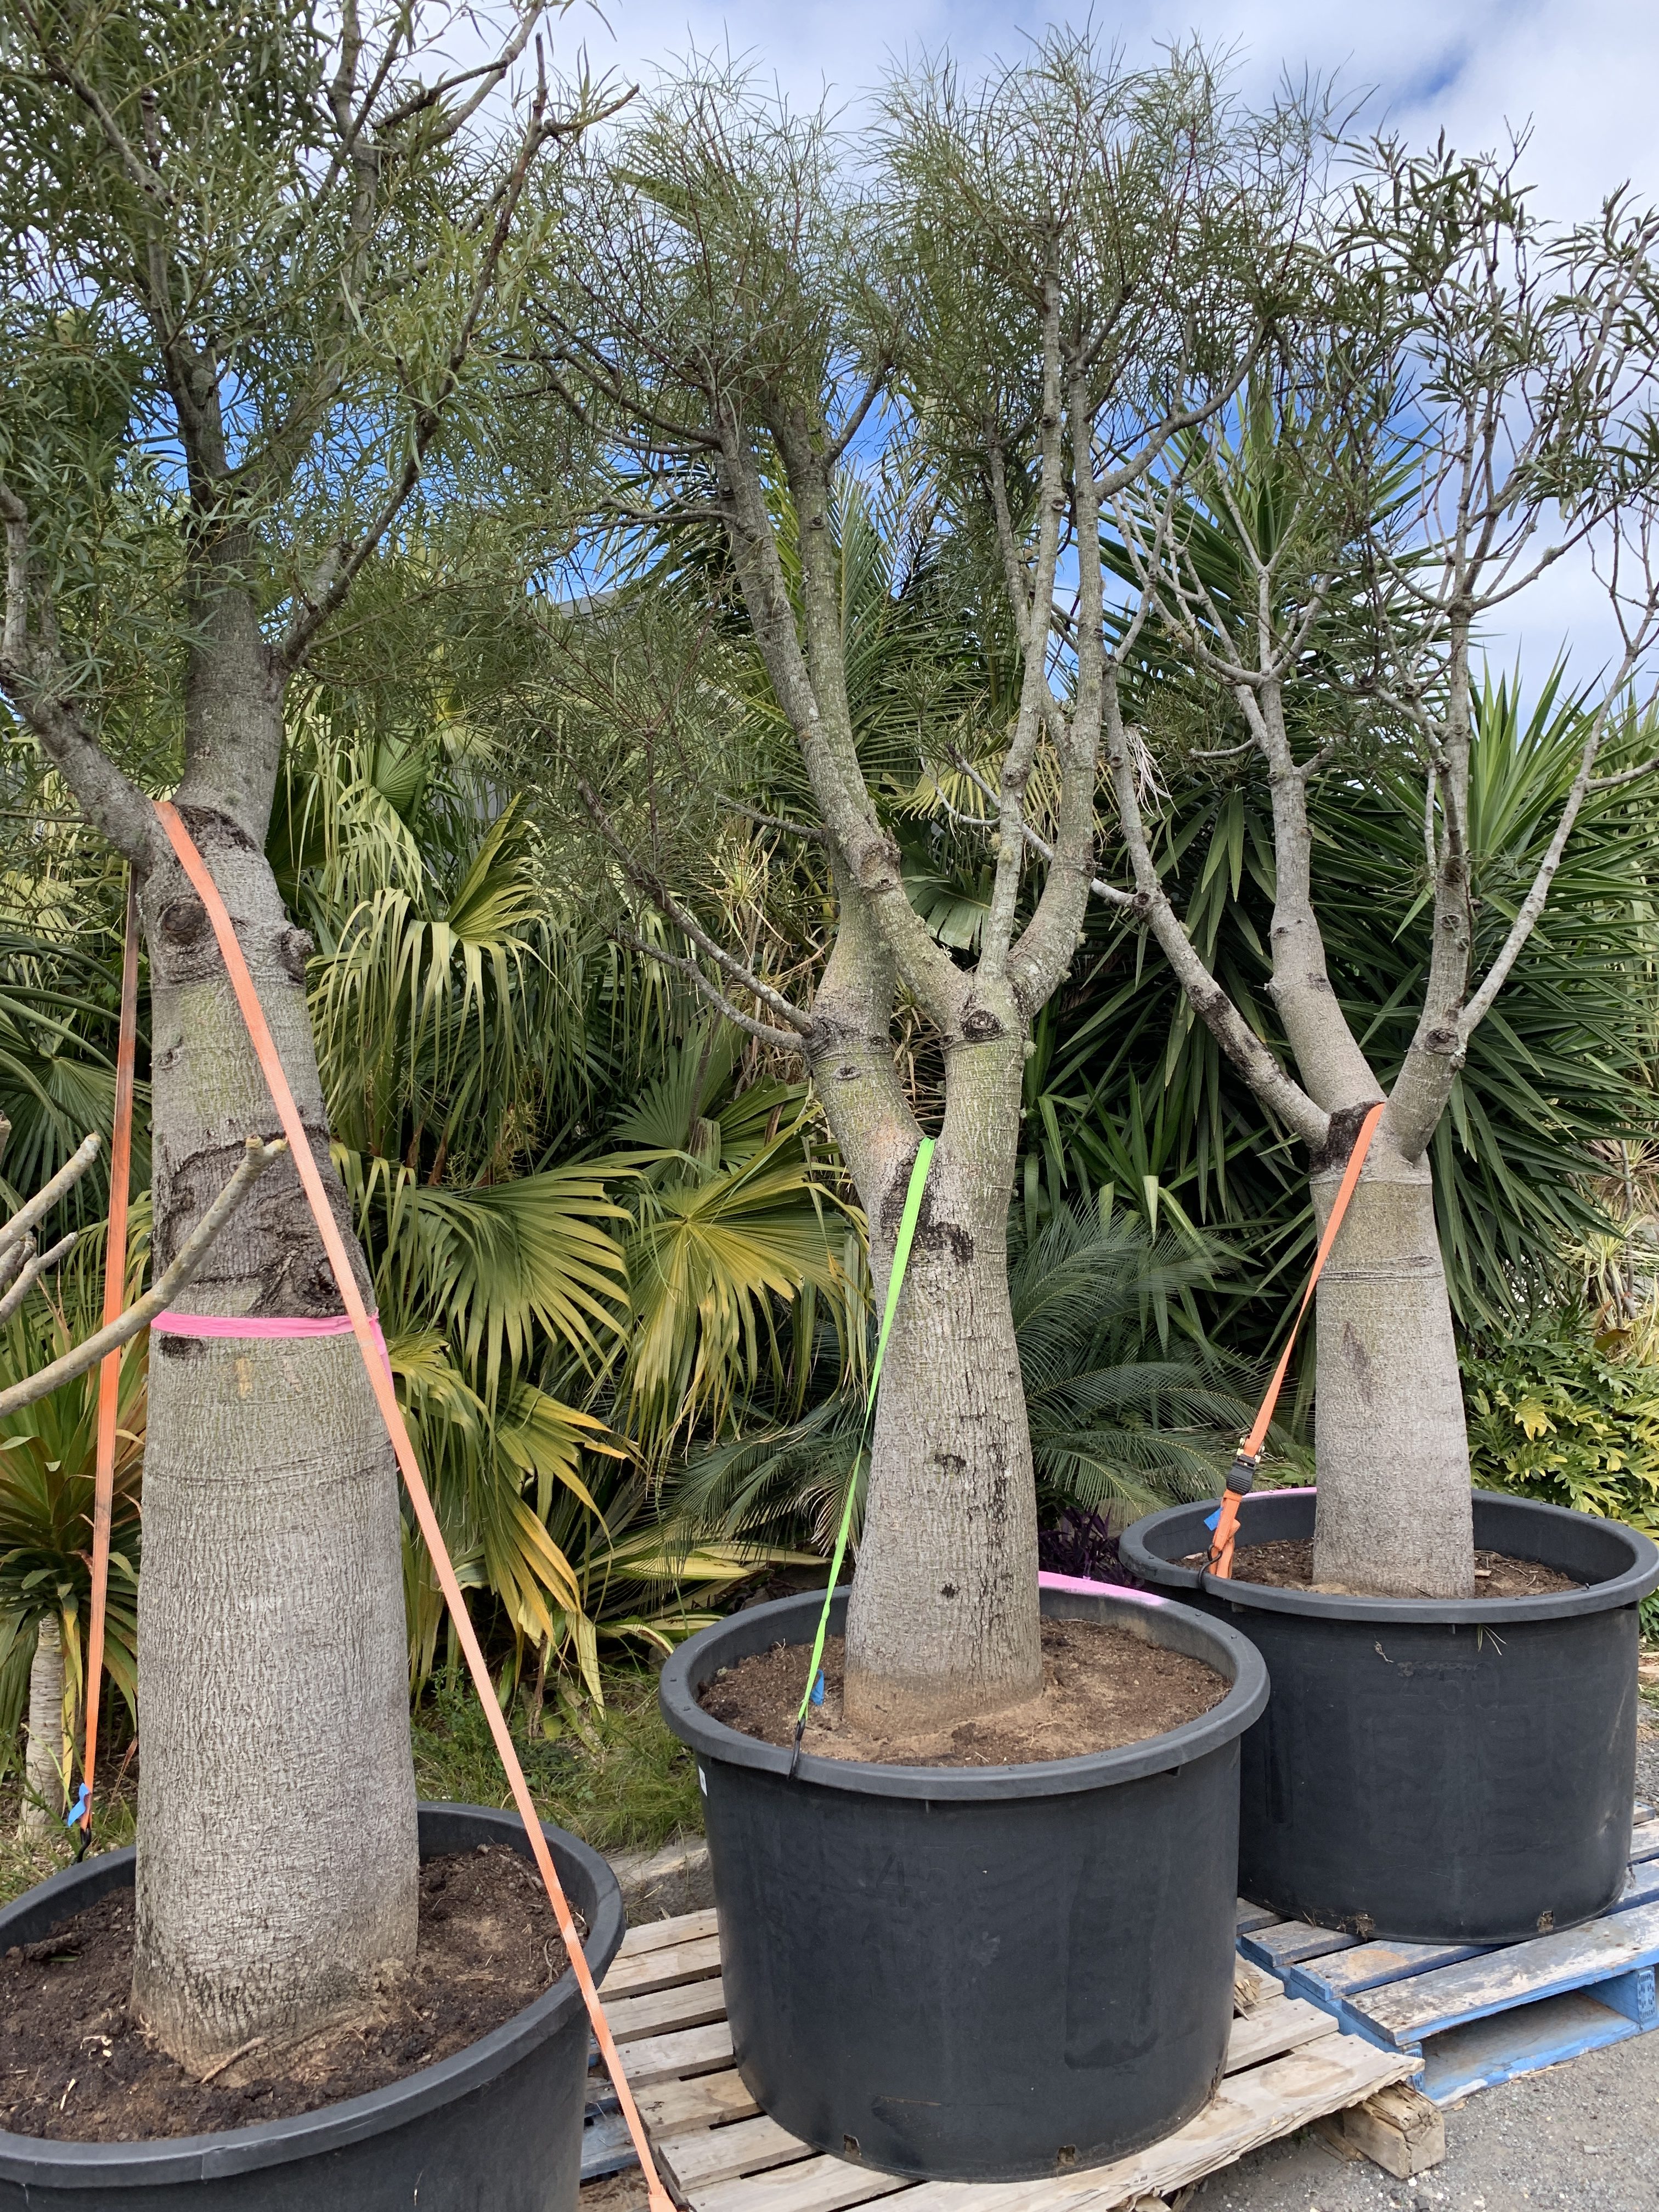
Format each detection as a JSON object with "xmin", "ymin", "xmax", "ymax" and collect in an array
[
  {"xmin": 697, "ymin": 1616, "xmax": 1227, "ymax": 1766},
  {"xmin": 1177, "ymin": 1539, "xmax": 1579, "ymax": 1598},
  {"xmin": 0, "ymin": 1844, "xmax": 575, "ymax": 2143}
]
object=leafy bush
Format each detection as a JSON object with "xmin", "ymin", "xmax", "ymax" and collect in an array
[{"xmin": 1463, "ymin": 1329, "xmax": 1659, "ymax": 1635}]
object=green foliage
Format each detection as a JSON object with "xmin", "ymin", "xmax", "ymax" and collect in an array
[
  {"xmin": 1025, "ymin": 677, "xmax": 1659, "ymax": 1342},
  {"xmin": 1464, "ymin": 1329, "xmax": 1659, "ymax": 1538},
  {"xmin": 0, "ymin": 1295, "xmax": 146, "ymax": 1767},
  {"xmin": 673, "ymin": 1205, "xmax": 1256, "ymax": 1554},
  {"xmin": 410, "ymin": 1665, "xmax": 701, "ymax": 1854}
]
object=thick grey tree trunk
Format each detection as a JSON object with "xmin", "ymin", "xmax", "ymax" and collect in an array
[
  {"xmin": 132, "ymin": 807, "xmax": 419, "ymax": 2064},
  {"xmin": 1308, "ymin": 1140, "xmax": 1475, "ymax": 1599},
  {"xmin": 19, "ymin": 1614, "xmax": 65, "ymax": 1839},
  {"xmin": 820, "ymin": 976, "xmax": 1042, "ymax": 1731}
]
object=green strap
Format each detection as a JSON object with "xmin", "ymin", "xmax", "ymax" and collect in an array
[{"xmin": 792, "ymin": 1137, "xmax": 935, "ymax": 1753}]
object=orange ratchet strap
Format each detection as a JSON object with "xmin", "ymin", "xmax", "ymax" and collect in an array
[
  {"xmin": 151, "ymin": 802, "xmax": 673, "ymax": 2212},
  {"xmin": 76, "ymin": 871, "xmax": 140, "ymax": 1850},
  {"xmin": 1207, "ymin": 1100, "xmax": 1385, "ymax": 1581}
]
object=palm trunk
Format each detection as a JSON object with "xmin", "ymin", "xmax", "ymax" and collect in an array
[
  {"xmin": 132, "ymin": 808, "xmax": 418, "ymax": 2065},
  {"xmin": 19, "ymin": 1614, "xmax": 65, "ymax": 1839},
  {"xmin": 1308, "ymin": 1145, "xmax": 1475, "ymax": 1598}
]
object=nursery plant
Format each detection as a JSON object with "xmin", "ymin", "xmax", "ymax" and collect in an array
[
  {"xmin": 537, "ymin": 37, "xmax": 1310, "ymax": 1730},
  {"xmin": 0, "ymin": 0, "xmax": 605, "ymax": 2068},
  {"xmin": 1092, "ymin": 150, "xmax": 1659, "ymax": 1595}
]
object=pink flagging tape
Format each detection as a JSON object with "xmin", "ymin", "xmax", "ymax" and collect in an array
[
  {"xmin": 154, "ymin": 1311, "xmax": 370, "ymax": 1340},
  {"xmin": 151, "ymin": 1309, "xmax": 393, "ymax": 1379}
]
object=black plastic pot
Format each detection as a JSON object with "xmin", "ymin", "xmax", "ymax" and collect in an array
[
  {"xmin": 658, "ymin": 1584, "xmax": 1268, "ymax": 2182},
  {"xmin": 0, "ymin": 1802, "xmax": 624, "ymax": 2211},
  {"xmin": 1121, "ymin": 1489, "xmax": 1659, "ymax": 1944}
]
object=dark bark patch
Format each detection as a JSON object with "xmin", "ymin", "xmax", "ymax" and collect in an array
[
  {"xmin": 957, "ymin": 1002, "xmax": 1006, "ymax": 1044},
  {"xmin": 279, "ymin": 927, "xmax": 314, "ymax": 981},
  {"xmin": 1311, "ymin": 1101, "xmax": 1380, "ymax": 1175},
  {"xmin": 1339, "ymin": 1319, "xmax": 1374, "ymax": 1407},
  {"xmin": 939, "ymin": 1582, "xmax": 958, "ymax": 1599},
  {"xmin": 174, "ymin": 801, "xmax": 256, "ymax": 853},
  {"xmin": 158, "ymin": 896, "xmax": 212, "ymax": 950},
  {"xmin": 933, "ymin": 1451, "xmax": 966, "ymax": 1475},
  {"xmin": 155, "ymin": 1128, "xmax": 366, "ymax": 1316}
]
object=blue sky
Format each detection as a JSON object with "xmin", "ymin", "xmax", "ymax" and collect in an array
[{"xmin": 559, "ymin": 0, "xmax": 1659, "ymax": 691}]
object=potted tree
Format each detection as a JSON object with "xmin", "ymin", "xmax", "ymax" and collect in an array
[
  {"xmin": 527, "ymin": 41, "xmax": 1285, "ymax": 2179},
  {"xmin": 0, "ymin": 5, "xmax": 623, "ymax": 2203},
  {"xmin": 1109, "ymin": 144, "xmax": 1659, "ymax": 1938}
]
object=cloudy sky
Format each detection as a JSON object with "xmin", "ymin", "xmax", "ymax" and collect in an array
[{"xmin": 561, "ymin": 0, "xmax": 1659, "ymax": 687}]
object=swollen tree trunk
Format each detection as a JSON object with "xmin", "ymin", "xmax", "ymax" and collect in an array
[
  {"xmin": 1308, "ymin": 1137, "xmax": 1475, "ymax": 1598},
  {"xmin": 133, "ymin": 805, "xmax": 418, "ymax": 2065},
  {"xmin": 19, "ymin": 1614, "xmax": 65, "ymax": 1839},
  {"xmin": 820, "ymin": 964, "xmax": 1042, "ymax": 1731}
]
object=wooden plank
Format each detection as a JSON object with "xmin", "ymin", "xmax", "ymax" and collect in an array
[
  {"xmin": 1314, "ymin": 2084, "xmax": 1444, "ymax": 2179},
  {"xmin": 661, "ymin": 2115, "xmax": 817, "ymax": 2192},
  {"xmin": 604, "ymin": 1934, "xmax": 724, "ymax": 1999},
  {"xmin": 620, "ymin": 2020, "xmax": 736, "ymax": 2086},
  {"xmin": 894, "ymin": 2039, "xmax": 1419, "ymax": 2212},
  {"xmin": 1414, "ymin": 1988, "xmax": 1644, "ymax": 2106},
  {"xmin": 583, "ymin": 2108, "xmax": 642, "ymax": 2181},
  {"xmin": 617, "ymin": 1908, "xmax": 721, "ymax": 1961},
  {"xmin": 1355, "ymin": 1899, "xmax": 1659, "ymax": 2046},
  {"xmin": 1235, "ymin": 1898, "xmax": 1279, "ymax": 1934},
  {"xmin": 1231, "ymin": 1957, "xmax": 1280, "ymax": 2015},
  {"xmin": 1628, "ymin": 1818, "xmax": 1659, "ymax": 1865},
  {"xmin": 1293, "ymin": 1936, "xmax": 1489, "ymax": 2001},
  {"xmin": 1223, "ymin": 1996, "xmax": 1338, "ymax": 2074},
  {"xmin": 636, "ymin": 2069, "xmax": 759, "ymax": 2137},
  {"xmin": 1239, "ymin": 1921, "xmax": 1358, "ymax": 1972},
  {"xmin": 606, "ymin": 1975, "xmax": 729, "ymax": 2043},
  {"xmin": 692, "ymin": 2152, "xmax": 912, "ymax": 2212}
]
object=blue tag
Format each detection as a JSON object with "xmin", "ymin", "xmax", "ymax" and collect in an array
[
  {"xmin": 1204, "ymin": 1509, "xmax": 1221, "ymax": 1532},
  {"xmin": 810, "ymin": 1671, "xmax": 826, "ymax": 1706},
  {"xmin": 65, "ymin": 1783, "xmax": 89, "ymax": 1831}
]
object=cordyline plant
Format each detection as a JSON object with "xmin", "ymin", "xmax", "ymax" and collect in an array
[
  {"xmin": 1091, "ymin": 140, "xmax": 1659, "ymax": 1597},
  {"xmin": 0, "ymin": 0, "xmax": 609, "ymax": 2065},
  {"xmin": 529, "ymin": 38, "xmax": 1315, "ymax": 1730}
]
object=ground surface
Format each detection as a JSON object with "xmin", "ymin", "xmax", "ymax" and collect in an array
[{"xmin": 1186, "ymin": 2031, "xmax": 1659, "ymax": 2210}]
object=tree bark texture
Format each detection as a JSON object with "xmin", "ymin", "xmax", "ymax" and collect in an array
[
  {"xmin": 1308, "ymin": 1135, "xmax": 1475, "ymax": 1599},
  {"xmin": 816, "ymin": 980, "xmax": 1043, "ymax": 1731},
  {"xmin": 132, "ymin": 807, "xmax": 419, "ymax": 2064},
  {"xmin": 19, "ymin": 1615, "xmax": 65, "ymax": 1839}
]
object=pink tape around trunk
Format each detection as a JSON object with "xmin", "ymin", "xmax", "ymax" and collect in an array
[{"xmin": 151, "ymin": 1309, "xmax": 393, "ymax": 1376}]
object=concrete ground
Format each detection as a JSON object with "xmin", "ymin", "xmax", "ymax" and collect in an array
[{"xmin": 1184, "ymin": 2030, "xmax": 1659, "ymax": 2211}]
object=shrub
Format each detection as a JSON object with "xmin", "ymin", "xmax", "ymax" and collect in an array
[{"xmin": 1463, "ymin": 1329, "xmax": 1659, "ymax": 1634}]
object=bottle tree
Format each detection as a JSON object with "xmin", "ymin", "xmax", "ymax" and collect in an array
[{"xmin": 0, "ymin": 0, "xmax": 597, "ymax": 2062}]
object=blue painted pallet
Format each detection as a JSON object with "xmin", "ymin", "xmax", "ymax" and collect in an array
[{"xmin": 1235, "ymin": 1809, "xmax": 1659, "ymax": 2106}]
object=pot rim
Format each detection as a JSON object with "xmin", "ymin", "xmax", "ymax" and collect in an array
[
  {"xmin": 658, "ymin": 1584, "xmax": 1269, "ymax": 1801},
  {"xmin": 1120, "ymin": 1489, "xmax": 1659, "ymax": 1625},
  {"xmin": 0, "ymin": 1801, "xmax": 623, "ymax": 2188}
]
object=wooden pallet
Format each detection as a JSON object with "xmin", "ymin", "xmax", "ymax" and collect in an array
[
  {"xmin": 584, "ymin": 1907, "xmax": 1418, "ymax": 2210},
  {"xmin": 1238, "ymin": 1804, "xmax": 1659, "ymax": 2106}
]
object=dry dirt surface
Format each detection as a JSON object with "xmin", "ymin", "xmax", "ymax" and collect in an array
[
  {"xmin": 1179, "ymin": 1543, "xmax": 1581, "ymax": 1599},
  {"xmin": 696, "ymin": 1618, "xmax": 1228, "ymax": 1768},
  {"xmin": 0, "ymin": 1844, "xmax": 573, "ymax": 2142}
]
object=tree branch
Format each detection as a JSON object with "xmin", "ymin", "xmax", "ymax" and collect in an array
[
  {"xmin": 0, "ymin": 1138, "xmax": 285, "ymax": 1420},
  {"xmin": 607, "ymin": 926, "xmax": 803, "ymax": 1053}
]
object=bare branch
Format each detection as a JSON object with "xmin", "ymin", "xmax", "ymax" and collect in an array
[
  {"xmin": 0, "ymin": 1134, "xmax": 102, "ymax": 1260},
  {"xmin": 578, "ymin": 777, "xmax": 817, "ymax": 1036},
  {"xmin": 0, "ymin": 1138, "xmax": 285, "ymax": 1421},
  {"xmin": 608, "ymin": 926, "xmax": 803, "ymax": 1053},
  {"xmin": 0, "ymin": 1232, "xmax": 77, "ymax": 1333}
]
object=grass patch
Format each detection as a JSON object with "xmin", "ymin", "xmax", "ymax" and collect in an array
[
  {"xmin": 410, "ymin": 1666, "xmax": 702, "ymax": 1857},
  {"xmin": 0, "ymin": 1774, "xmax": 138, "ymax": 1910}
]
